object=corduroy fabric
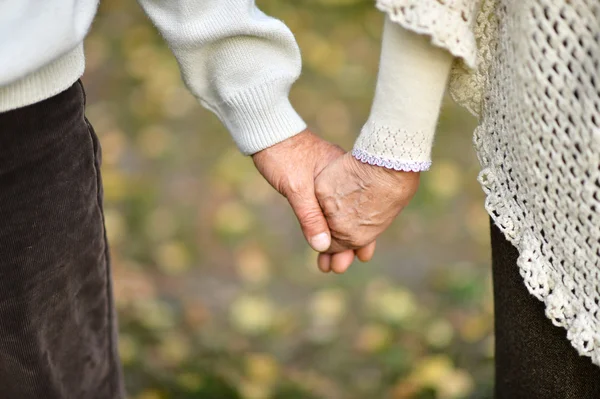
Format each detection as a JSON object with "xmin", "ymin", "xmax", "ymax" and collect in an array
[{"xmin": 0, "ymin": 81, "xmax": 124, "ymax": 398}]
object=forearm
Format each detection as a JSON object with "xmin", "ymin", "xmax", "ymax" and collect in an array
[
  {"xmin": 353, "ymin": 17, "xmax": 454, "ymax": 172},
  {"xmin": 137, "ymin": 0, "xmax": 306, "ymax": 154}
]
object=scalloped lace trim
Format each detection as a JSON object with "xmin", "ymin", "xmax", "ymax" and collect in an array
[
  {"xmin": 472, "ymin": 0, "xmax": 600, "ymax": 366},
  {"xmin": 478, "ymin": 142, "xmax": 600, "ymax": 367},
  {"xmin": 376, "ymin": 0, "xmax": 479, "ymax": 69},
  {"xmin": 352, "ymin": 148, "xmax": 431, "ymax": 172}
]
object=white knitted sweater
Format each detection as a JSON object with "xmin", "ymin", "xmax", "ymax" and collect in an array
[
  {"xmin": 0, "ymin": 0, "xmax": 306, "ymax": 155},
  {"xmin": 368, "ymin": 0, "xmax": 600, "ymax": 365}
]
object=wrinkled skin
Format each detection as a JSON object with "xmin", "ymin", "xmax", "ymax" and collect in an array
[
  {"xmin": 315, "ymin": 152, "xmax": 420, "ymax": 273},
  {"xmin": 252, "ymin": 129, "xmax": 344, "ymax": 251},
  {"xmin": 252, "ymin": 130, "xmax": 420, "ymax": 274}
]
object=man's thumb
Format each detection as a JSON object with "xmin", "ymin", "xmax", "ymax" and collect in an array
[{"xmin": 287, "ymin": 192, "xmax": 331, "ymax": 252}]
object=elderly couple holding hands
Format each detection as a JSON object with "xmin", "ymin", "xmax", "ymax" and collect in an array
[{"xmin": 3, "ymin": 0, "xmax": 600, "ymax": 397}]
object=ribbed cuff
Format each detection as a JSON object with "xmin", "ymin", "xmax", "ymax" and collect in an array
[
  {"xmin": 214, "ymin": 79, "xmax": 307, "ymax": 155},
  {"xmin": 0, "ymin": 44, "xmax": 85, "ymax": 113}
]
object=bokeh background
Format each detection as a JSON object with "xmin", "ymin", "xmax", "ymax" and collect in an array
[{"xmin": 84, "ymin": 0, "xmax": 491, "ymax": 397}]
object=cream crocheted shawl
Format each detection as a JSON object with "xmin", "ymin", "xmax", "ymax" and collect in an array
[{"xmin": 378, "ymin": 0, "xmax": 600, "ymax": 365}]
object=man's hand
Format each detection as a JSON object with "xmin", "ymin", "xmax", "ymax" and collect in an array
[
  {"xmin": 314, "ymin": 152, "xmax": 420, "ymax": 273},
  {"xmin": 252, "ymin": 130, "xmax": 345, "ymax": 253}
]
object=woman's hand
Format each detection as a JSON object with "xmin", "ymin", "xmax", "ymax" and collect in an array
[{"xmin": 314, "ymin": 152, "xmax": 420, "ymax": 273}]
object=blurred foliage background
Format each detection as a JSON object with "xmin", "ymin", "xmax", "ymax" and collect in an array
[{"xmin": 84, "ymin": 0, "xmax": 491, "ymax": 397}]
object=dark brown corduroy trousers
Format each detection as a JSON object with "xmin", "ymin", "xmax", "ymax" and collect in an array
[
  {"xmin": 0, "ymin": 81, "xmax": 125, "ymax": 398},
  {"xmin": 1, "ymin": 81, "xmax": 600, "ymax": 398}
]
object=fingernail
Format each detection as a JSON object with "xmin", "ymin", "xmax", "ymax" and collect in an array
[{"xmin": 310, "ymin": 232, "xmax": 330, "ymax": 252}]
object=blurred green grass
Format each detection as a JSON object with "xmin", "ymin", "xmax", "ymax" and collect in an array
[{"xmin": 84, "ymin": 0, "xmax": 491, "ymax": 398}]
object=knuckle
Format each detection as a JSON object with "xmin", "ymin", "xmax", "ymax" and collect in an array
[
  {"xmin": 331, "ymin": 228, "xmax": 366, "ymax": 249},
  {"xmin": 285, "ymin": 180, "xmax": 306, "ymax": 198},
  {"xmin": 314, "ymin": 181, "xmax": 328, "ymax": 199}
]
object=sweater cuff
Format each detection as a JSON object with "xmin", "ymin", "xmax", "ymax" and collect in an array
[
  {"xmin": 211, "ymin": 79, "xmax": 307, "ymax": 155},
  {"xmin": 353, "ymin": 121, "xmax": 434, "ymax": 172},
  {"xmin": 352, "ymin": 148, "xmax": 431, "ymax": 172}
]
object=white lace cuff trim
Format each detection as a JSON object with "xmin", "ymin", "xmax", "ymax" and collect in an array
[{"xmin": 352, "ymin": 148, "xmax": 431, "ymax": 172}]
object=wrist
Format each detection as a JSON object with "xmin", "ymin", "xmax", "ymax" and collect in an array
[
  {"xmin": 251, "ymin": 129, "xmax": 312, "ymax": 162},
  {"xmin": 346, "ymin": 152, "xmax": 420, "ymax": 188}
]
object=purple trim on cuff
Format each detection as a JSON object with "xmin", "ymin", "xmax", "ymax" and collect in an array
[{"xmin": 352, "ymin": 148, "xmax": 431, "ymax": 172}]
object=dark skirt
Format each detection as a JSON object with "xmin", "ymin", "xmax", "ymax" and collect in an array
[{"xmin": 491, "ymin": 220, "xmax": 600, "ymax": 398}]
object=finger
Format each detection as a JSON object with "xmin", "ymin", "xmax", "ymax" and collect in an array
[
  {"xmin": 287, "ymin": 191, "xmax": 331, "ymax": 252},
  {"xmin": 327, "ymin": 237, "xmax": 368, "ymax": 253},
  {"xmin": 327, "ymin": 238, "xmax": 353, "ymax": 254},
  {"xmin": 317, "ymin": 253, "xmax": 332, "ymax": 273},
  {"xmin": 331, "ymin": 250, "xmax": 355, "ymax": 274},
  {"xmin": 356, "ymin": 241, "xmax": 376, "ymax": 262}
]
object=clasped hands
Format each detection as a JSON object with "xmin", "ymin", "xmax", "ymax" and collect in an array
[{"xmin": 252, "ymin": 129, "xmax": 420, "ymax": 273}]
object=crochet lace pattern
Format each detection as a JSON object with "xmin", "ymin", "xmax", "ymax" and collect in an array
[
  {"xmin": 382, "ymin": 0, "xmax": 600, "ymax": 365},
  {"xmin": 376, "ymin": 0, "xmax": 479, "ymax": 69}
]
